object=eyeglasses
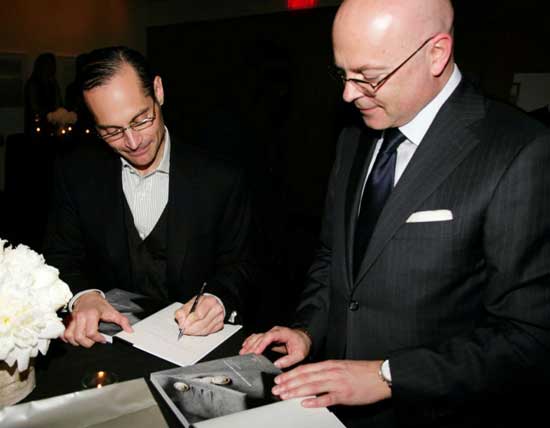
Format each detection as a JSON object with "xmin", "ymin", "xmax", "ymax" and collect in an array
[
  {"xmin": 329, "ymin": 35, "xmax": 436, "ymax": 96},
  {"xmin": 96, "ymin": 102, "xmax": 157, "ymax": 142}
]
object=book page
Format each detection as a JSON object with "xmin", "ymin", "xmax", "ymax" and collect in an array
[
  {"xmin": 116, "ymin": 302, "xmax": 242, "ymax": 367},
  {"xmin": 194, "ymin": 398, "xmax": 347, "ymax": 428}
]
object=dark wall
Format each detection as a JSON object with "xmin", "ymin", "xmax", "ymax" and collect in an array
[
  {"xmin": 148, "ymin": 8, "xmax": 343, "ymax": 219},
  {"xmin": 453, "ymin": 0, "xmax": 550, "ymax": 102}
]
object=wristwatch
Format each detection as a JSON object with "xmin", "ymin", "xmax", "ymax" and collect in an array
[{"xmin": 378, "ymin": 360, "xmax": 392, "ymax": 387}]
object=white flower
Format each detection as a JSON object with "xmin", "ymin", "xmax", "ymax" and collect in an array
[{"xmin": 0, "ymin": 239, "xmax": 72, "ymax": 371}]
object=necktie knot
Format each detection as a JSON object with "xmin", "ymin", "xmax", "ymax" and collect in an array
[{"xmin": 380, "ymin": 128, "xmax": 406, "ymax": 155}]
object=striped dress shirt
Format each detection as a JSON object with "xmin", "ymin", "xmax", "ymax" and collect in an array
[{"xmin": 121, "ymin": 127, "xmax": 171, "ymax": 240}]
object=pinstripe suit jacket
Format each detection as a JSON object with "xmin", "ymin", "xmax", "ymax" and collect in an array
[{"xmin": 294, "ymin": 80, "xmax": 550, "ymax": 427}]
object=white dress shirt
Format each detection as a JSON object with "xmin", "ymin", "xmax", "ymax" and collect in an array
[{"xmin": 361, "ymin": 65, "xmax": 463, "ymax": 198}]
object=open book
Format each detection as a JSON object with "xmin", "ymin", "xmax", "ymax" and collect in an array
[{"xmin": 150, "ymin": 354, "xmax": 346, "ymax": 428}]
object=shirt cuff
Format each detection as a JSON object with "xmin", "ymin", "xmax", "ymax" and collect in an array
[
  {"xmin": 382, "ymin": 359, "xmax": 392, "ymax": 383},
  {"xmin": 68, "ymin": 289, "xmax": 105, "ymax": 312}
]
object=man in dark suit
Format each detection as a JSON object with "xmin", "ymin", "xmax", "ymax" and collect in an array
[
  {"xmin": 241, "ymin": 0, "xmax": 550, "ymax": 426},
  {"xmin": 45, "ymin": 47, "xmax": 254, "ymax": 347}
]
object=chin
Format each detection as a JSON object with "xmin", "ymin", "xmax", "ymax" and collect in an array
[{"xmin": 362, "ymin": 117, "xmax": 391, "ymax": 130}]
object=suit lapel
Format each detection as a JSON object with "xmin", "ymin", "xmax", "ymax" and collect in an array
[
  {"xmin": 102, "ymin": 153, "xmax": 131, "ymax": 285},
  {"xmin": 166, "ymin": 138, "xmax": 193, "ymax": 289},
  {"xmin": 354, "ymin": 81, "xmax": 486, "ymax": 286}
]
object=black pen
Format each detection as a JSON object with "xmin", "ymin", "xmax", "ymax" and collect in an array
[{"xmin": 178, "ymin": 281, "xmax": 207, "ymax": 340}]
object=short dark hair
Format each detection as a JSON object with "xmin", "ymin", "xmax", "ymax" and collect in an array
[{"xmin": 79, "ymin": 46, "xmax": 155, "ymax": 98}]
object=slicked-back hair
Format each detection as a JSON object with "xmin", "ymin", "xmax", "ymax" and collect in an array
[{"xmin": 79, "ymin": 46, "xmax": 155, "ymax": 99}]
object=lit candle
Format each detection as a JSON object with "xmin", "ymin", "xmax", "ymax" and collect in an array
[
  {"xmin": 95, "ymin": 370, "xmax": 106, "ymax": 388},
  {"xmin": 82, "ymin": 370, "xmax": 117, "ymax": 389}
]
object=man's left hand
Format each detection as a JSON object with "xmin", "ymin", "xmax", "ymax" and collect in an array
[
  {"xmin": 174, "ymin": 295, "xmax": 224, "ymax": 336},
  {"xmin": 271, "ymin": 359, "xmax": 391, "ymax": 407}
]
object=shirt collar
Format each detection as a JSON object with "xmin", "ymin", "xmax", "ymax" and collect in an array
[
  {"xmin": 121, "ymin": 126, "xmax": 171, "ymax": 175},
  {"xmin": 399, "ymin": 64, "xmax": 462, "ymax": 146}
]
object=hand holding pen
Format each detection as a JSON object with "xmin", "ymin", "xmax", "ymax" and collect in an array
[
  {"xmin": 175, "ymin": 281, "xmax": 225, "ymax": 339},
  {"xmin": 177, "ymin": 281, "xmax": 207, "ymax": 340}
]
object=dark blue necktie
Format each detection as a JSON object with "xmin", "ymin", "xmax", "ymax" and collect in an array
[{"xmin": 354, "ymin": 128, "xmax": 406, "ymax": 276}]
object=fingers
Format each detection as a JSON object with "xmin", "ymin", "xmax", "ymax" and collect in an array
[
  {"xmin": 301, "ymin": 394, "xmax": 336, "ymax": 408},
  {"xmin": 251, "ymin": 327, "xmax": 287, "ymax": 354},
  {"xmin": 174, "ymin": 305, "xmax": 190, "ymax": 328},
  {"xmin": 64, "ymin": 310, "xmax": 101, "ymax": 348},
  {"xmin": 63, "ymin": 300, "xmax": 125, "ymax": 347},
  {"xmin": 273, "ymin": 351, "xmax": 305, "ymax": 369},
  {"xmin": 276, "ymin": 360, "xmax": 334, "ymax": 384},
  {"xmin": 272, "ymin": 361, "xmax": 341, "ymax": 403},
  {"xmin": 239, "ymin": 330, "xmax": 278, "ymax": 355},
  {"xmin": 239, "ymin": 327, "xmax": 310, "ymax": 368},
  {"xmin": 175, "ymin": 296, "xmax": 224, "ymax": 336},
  {"xmin": 240, "ymin": 333, "xmax": 262, "ymax": 353},
  {"xmin": 202, "ymin": 312, "xmax": 224, "ymax": 334},
  {"xmin": 103, "ymin": 310, "xmax": 133, "ymax": 333},
  {"xmin": 240, "ymin": 332, "xmax": 270, "ymax": 355}
]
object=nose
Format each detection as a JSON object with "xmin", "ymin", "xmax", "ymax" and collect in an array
[
  {"xmin": 342, "ymin": 80, "xmax": 364, "ymax": 103},
  {"xmin": 123, "ymin": 128, "xmax": 141, "ymax": 150}
]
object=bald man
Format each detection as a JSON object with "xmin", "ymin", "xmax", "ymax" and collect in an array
[{"xmin": 241, "ymin": 0, "xmax": 550, "ymax": 426}]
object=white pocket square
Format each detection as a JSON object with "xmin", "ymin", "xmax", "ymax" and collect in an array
[{"xmin": 406, "ymin": 209, "xmax": 453, "ymax": 223}]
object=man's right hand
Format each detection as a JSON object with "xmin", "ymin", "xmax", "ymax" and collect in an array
[
  {"xmin": 62, "ymin": 292, "xmax": 133, "ymax": 348},
  {"xmin": 239, "ymin": 326, "xmax": 312, "ymax": 369}
]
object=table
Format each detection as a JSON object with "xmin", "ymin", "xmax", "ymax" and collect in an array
[{"xmin": 23, "ymin": 331, "xmax": 246, "ymax": 427}]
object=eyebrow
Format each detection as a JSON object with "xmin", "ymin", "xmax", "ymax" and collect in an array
[
  {"xmin": 96, "ymin": 106, "xmax": 150, "ymax": 130},
  {"xmin": 354, "ymin": 64, "xmax": 387, "ymax": 73},
  {"xmin": 334, "ymin": 63, "xmax": 387, "ymax": 76}
]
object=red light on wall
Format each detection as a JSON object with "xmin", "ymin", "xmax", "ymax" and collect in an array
[{"xmin": 287, "ymin": 0, "xmax": 318, "ymax": 10}]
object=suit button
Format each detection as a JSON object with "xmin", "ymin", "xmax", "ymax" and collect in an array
[{"xmin": 349, "ymin": 300, "xmax": 359, "ymax": 311}]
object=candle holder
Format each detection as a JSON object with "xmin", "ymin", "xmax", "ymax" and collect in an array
[{"xmin": 81, "ymin": 370, "xmax": 118, "ymax": 389}]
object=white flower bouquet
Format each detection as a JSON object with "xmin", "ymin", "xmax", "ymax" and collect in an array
[{"xmin": 0, "ymin": 239, "xmax": 72, "ymax": 371}]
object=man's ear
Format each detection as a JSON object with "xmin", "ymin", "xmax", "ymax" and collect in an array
[
  {"xmin": 153, "ymin": 75, "xmax": 164, "ymax": 105},
  {"xmin": 429, "ymin": 33, "xmax": 453, "ymax": 77}
]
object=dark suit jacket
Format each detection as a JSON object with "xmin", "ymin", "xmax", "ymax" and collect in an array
[
  {"xmin": 294, "ymin": 80, "xmax": 550, "ymax": 427},
  {"xmin": 44, "ymin": 136, "xmax": 254, "ymax": 320}
]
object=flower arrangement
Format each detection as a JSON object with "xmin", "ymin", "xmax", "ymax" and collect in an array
[{"xmin": 0, "ymin": 239, "xmax": 72, "ymax": 371}]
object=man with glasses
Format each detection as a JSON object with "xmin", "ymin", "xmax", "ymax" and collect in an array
[
  {"xmin": 241, "ymin": 0, "xmax": 550, "ymax": 426},
  {"xmin": 45, "ymin": 46, "xmax": 254, "ymax": 347}
]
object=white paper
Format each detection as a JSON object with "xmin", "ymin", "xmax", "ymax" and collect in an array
[
  {"xmin": 194, "ymin": 398, "xmax": 347, "ymax": 428},
  {"xmin": 116, "ymin": 302, "xmax": 242, "ymax": 367}
]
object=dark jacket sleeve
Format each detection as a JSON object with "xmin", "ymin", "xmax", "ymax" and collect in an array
[
  {"xmin": 205, "ymin": 167, "xmax": 256, "ymax": 324},
  {"xmin": 44, "ymin": 153, "xmax": 101, "ymax": 294},
  {"xmin": 291, "ymin": 128, "xmax": 351, "ymax": 357}
]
